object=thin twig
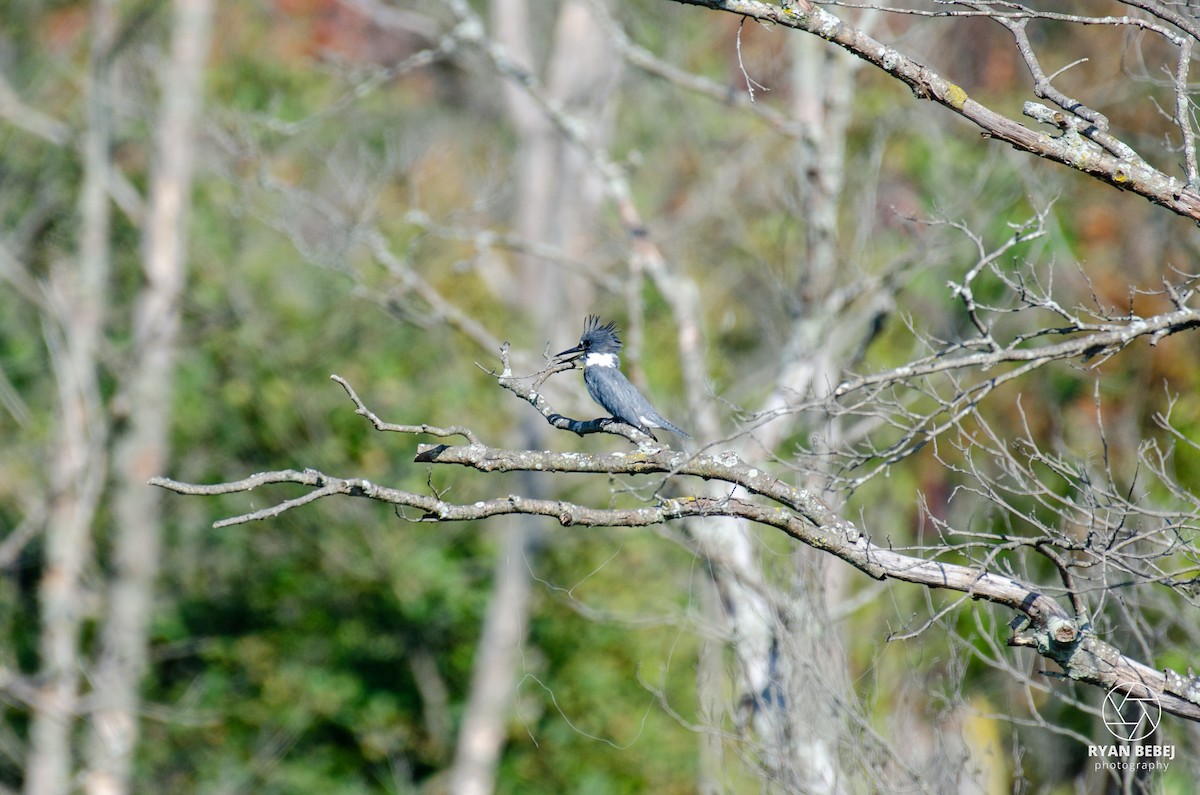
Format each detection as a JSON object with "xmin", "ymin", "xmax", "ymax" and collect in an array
[
  {"xmin": 1176, "ymin": 38, "xmax": 1198, "ymax": 189},
  {"xmin": 331, "ymin": 374, "xmax": 481, "ymax": 443}
]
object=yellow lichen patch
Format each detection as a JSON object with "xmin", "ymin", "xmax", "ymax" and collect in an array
[{"xmin": 944, "ymin": 83, "xmax": 968, "ymax": 110}]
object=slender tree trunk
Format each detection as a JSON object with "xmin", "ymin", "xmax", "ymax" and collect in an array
[
  {"xmin": 443, "ymin": 4, "xmax": 542, "ymax": 792},
  {"xmin": 447, "ymin": 2, "xmax": 618, "ymax": 792},
  {"xmin": 24, "ymin": 2, "xmax": 116, "ymax": 792},
  {"xmin": 749, "ymin": 16, "xmax": 875, "ymax": 790},
  {"xmin": 691, "ymin": 19, "xmax": 872, "ymax": 792},
  {"xmin": 445, "ymin": 519, "xmax": 533, "ymax": 795},
  {"xmin": 82, "ymin": 2, "xmax": 212, "ymax": 793}
]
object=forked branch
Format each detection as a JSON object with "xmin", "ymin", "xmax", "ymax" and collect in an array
[
  {"xmin": 150, "ymin": 367, "xmax": 1200, "ymax": 722},
  {"xmin": 665, "ymin": 0, "xmax": 1200, "ymax": 221}
]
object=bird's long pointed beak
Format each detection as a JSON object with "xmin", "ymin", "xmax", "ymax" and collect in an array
[{"xmin": 555, "ymin": 344, "xmax": 585, "ymax": 361}]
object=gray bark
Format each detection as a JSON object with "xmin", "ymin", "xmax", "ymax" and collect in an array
[
  {"xmin": 82, "ymin": 1, "xmax": 213, "ymax": 793},
  {"xmin": 24, "ymin": 2, "xmax": 117, "ymax": 791}
]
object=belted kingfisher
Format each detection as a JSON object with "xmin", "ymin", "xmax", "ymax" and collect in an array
[{"xmin": 556, "ymin": 316, "xmax": 690, "ymax": 440}]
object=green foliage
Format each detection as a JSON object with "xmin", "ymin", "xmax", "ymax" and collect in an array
[{"xmin": 4, "ymin": 1, "xmax": 1200, "ymax": 792}]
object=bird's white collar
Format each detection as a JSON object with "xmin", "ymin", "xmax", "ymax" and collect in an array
[{"xmin": 584, "ymin": 352, "xmax": 618, "ymax": 368}]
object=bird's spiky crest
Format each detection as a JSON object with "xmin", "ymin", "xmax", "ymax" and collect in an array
[{"xmin": 581, "ymin": 315, "xmax": 622, "ymax": 352}]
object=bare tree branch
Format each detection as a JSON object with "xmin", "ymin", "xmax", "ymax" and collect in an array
[
  {"xmin": 331, "ymin": 374, "xmax": 481, "ymax": 443},
  {"xmin": 149, "ymin": 372, "xmax": 1200, "ymax": 723},
  {"xmin": 666, "ymin": 0, "xmax": 1200, "ymax": 221},
  {"xmin": 1174, "ymin": 37, "xmax": 1198, "ymax": 190},
  {"xmin": 149, "ymin": 438, "xmax": 1200, "ymax": 722}
]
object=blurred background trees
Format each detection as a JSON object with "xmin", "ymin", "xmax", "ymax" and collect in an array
[{"xmin": 2, "ymin": 0, "xmax": 1199, "ymax": 793}]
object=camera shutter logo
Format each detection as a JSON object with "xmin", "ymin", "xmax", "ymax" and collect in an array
[{"xmin": 1102, "ymin": 683, "xmax": 1161, "ymax": 742}]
